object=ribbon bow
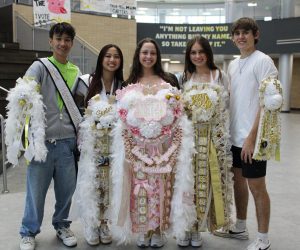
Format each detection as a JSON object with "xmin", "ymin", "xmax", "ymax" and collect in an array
[{"xmin": 133, "ymin": 179, "xmax": 153, "ymax": 196}]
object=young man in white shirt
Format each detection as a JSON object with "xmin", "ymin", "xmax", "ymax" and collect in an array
[{"xmin": 214, "ymin": 17, "xmax": 277, "ymax": 250}]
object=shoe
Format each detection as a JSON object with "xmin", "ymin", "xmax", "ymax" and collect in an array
[
  {"xmin": 137, "ymin": 233, "xmax": 150, "ymax": 248},
  {"xmin": 150, "ymin": 233, "xmax": 166, "ymax": 248},
  {"xmin": 84, "ymin": 226, "xmax": 100, "ymax": 246},
  {"xmin": 176, "ymin": 232, "xmax": 190, "ymax": 247},
  {"xmin": 214, "ymin": 226, "xmax": 249, "ymax": 240},
  {"xmin": 246, "ymin": 238, "xmax": 271, "ymax": 250},
  {"xmin": 99, "ymin": 224, "xmax": 112, "ymax": 244},
  {"xmin": 56, "ymin": 227, "xmax": 77, "ymax": 247},
  {"xmin": 191, "ymin": 231, "xmax": 203, "ymax": 247},
  {"xmin": 20, "ymin": 236, "xmax": 35, "ymax": 250}
]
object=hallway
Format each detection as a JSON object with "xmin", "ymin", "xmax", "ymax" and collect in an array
[{"xmin": 1, "ymin": 113, "xmax": 299, "ymax": 250}]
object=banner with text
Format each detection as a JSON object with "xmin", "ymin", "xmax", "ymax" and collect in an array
[
  {"xmin": 80, "ymin": 0, "xmax": 136, "ymax": 16},
  {"xmin": 33, "ymin": 0, "xmax": 71, "ymax": 26},
  {"xmin": 137, "ymin": 18, "xmax": 300, "ymax": 54},
  {"xmin": 137, "ymin": 23, "xmax": 232, "ymax": 54}
]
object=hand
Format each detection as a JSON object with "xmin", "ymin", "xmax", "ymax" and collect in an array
[{"xmin": 241, "ymin": 136, "xmax": 256, "ymax": 164}]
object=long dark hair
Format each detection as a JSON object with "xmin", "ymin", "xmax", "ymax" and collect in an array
[
  {"xmin": 125, "ymin": 38, "xmax": 179, "ymax": 88},
  {"xmin": 85, "ymin": 44, "xmax": 124, "ymax": 106},
  {"xmin": 183, "ymin": 36, "xmax": 220, "ymax": 83}
]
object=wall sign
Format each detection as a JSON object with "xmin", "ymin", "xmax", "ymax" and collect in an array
[
  {"xmin": 137, "ymin": 17, "xmax": 300, "ymax": 54},
  {"xmin": 80, "ymin": 0, "xmax": 136, "ymax": 16},
  {"xmin": 33, "ymin": 0, "xmax": 71, "ymax": 26}
]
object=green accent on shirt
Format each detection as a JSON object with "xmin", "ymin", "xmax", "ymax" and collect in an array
[{"xmin": 48, "ymin": 56, "xmax": 79, "ymax": 111}]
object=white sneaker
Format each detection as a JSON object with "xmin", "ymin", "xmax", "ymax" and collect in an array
[
  {"xmin": 99, "ymin": 224, "xmax": 112, "ymax": 244},
  {"xmin": 56, "ymin": 227, "xmax": 77, "ymax": 247},
  {"xmin": 150, "ymin": 233, "xmax": 166, "ymax": 248},
  {"xmin": 84, "ymin": 226, "xmax": 100, "ymax": 246},
  {"xmin": 137, "ymin": 233, "xmax": 150, "ymax": 248},
  {"xmin": 176, "ymin": 232, "xmax": 190, "ymax": 247},
  {"xmin": 191, "ymin": 231, "xmax": 203, "ymax": 247},
  {"xmin": 20, "ymin": 236, "xmax": 35, "ymax": 250},
  {"xmin": 214, "ymin": 226, "xmax": 249, "ymax": 240},
  {"xmin": 246, "ymin": 238, "xmax": 271, "ymax": 250}
]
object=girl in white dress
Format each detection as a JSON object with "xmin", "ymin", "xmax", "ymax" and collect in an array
[
  {"xmin": 110, "ymin": 38, "xmax": 195, "ymax": 248},
  {"xmin": 179, "ymin": 36, "xmax": 233, "ymax": 247},
  {"xmin": 72, "ymin": 44, "xmax": 124, "ymax": 246}
]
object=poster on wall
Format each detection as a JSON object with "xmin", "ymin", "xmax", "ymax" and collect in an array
[
  {"xmin": 137, "ymin": 23, "xmax": 233, "ymax": 54},
  {"xmin": 33, "ymin": 0, "xmax": 71, "ymax": 27},
  {"xmin": 137, "ymin": 17, "xmax": 300, "ymax": 54},
  {"xmin": 80, "ymin": 0, "xmax": 109, "ymax": 14},
  {"xmin": 80, "ymin": 0, "xmax": 136, "ymax": 16},
  {"xmin": 110, "ymin": 0, "xmax": 136, "ymax": 16}
]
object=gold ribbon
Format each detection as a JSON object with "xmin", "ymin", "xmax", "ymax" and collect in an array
[
  {"xmin": 209, "ymin": 142, "xmax": 225, "ymax": 227},
  {"xmin": 24, "ymin": 116, "xmax": 30, "ymax": 165},
  {"xmin": 275, "ymin": 145, "xmax": 280, "ymax": 161},
  {"xmin": 253, "ymin": 110, "xmax": 281, "ymax": 161},
  {"xmin": 194, "ymin": 123, "xmax": 210, "ymax": 228}
]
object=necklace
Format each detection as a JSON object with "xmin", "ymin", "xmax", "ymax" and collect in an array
[
  {"xmin": 238, "ymin": 51, "xmax": 255, "ymax": 74},
  {"xmin": 238, "ymin": 56, "xmax": 250, "ymax": 74},
  {"xmin": 101, "ymin": 78, "xmax": 116, "ymax": 104}
]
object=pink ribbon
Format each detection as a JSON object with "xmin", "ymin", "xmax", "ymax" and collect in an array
[
  {"xmin": 148, "ymin": 219, "xmax": 159, "ymax": 230},
  {"xmin": 148, "ymin": 145, "xmax": 160, "ymax": 157},
  {"xmin": 133, "ymin": 179, "xmax": 153, "ymax": 196}
]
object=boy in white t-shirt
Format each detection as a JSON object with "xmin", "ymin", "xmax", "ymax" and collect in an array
[{"xmin": 214, "ymin": 17, "xmax": 277, "ymax": 250}]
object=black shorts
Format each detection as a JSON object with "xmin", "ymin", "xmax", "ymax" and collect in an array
[{"xmin": 231, "ymin": 145, "xmax": 267, "ymax": 178}]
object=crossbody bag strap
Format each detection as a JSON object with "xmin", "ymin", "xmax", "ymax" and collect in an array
[
  {"xmin": 38, "ymin": 58, "xmax": 82, "ymax": 132},
  {"xmin": 78, "ymin": 74, "xmax": 90, "ymax": 88}
]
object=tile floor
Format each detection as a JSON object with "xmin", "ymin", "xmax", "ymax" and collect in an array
[{"xmin": 1, "ymin": 113, "xmax": 299, "ymax": 250}]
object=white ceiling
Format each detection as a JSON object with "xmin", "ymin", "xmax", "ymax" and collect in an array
[
  {"xmin": 137, "ymin": 0, "xmax": 223, "ymax": 2},
  {"xmin": 137, "ymin": 0, "xmax": 300, "ymax": 7},
  {"xmin": 137, "ymin": 0, "xmax": 300, "ymax": 3}
]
